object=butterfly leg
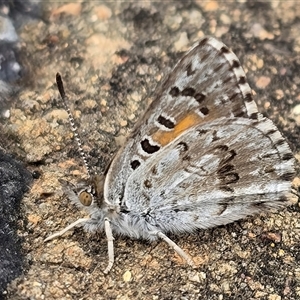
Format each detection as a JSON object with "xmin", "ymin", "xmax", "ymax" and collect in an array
[
  {"xmin": 154, "ymin": 231, "xmax": 195, "ymax": 266},
  {"xmin": 44, "ymin": 218, "xmax": 89, "ymax": 242},
  {"xmin": 103, "ymin": 217, "xmax": 115, "ymax": 274}
]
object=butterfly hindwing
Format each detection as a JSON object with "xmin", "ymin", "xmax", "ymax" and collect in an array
[{"xmin": 124, "ymin": 117, "xmax": 294, "ymax": 230}]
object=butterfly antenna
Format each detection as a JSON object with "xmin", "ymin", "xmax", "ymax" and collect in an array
[{"xmin": 56, "ymin": 73, "xmax": 91, "ymax": 178}]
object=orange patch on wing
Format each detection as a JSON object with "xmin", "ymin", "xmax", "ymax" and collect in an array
[{"xmin": 152, "ymin": 112, "xmax": 202, "ymax": 146}]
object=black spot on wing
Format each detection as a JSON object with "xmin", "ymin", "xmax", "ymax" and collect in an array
[
  {"xmin": 198, "ymin": 37, "xmax": 209, "ymax": 47},
  {"xmin": 221, "ymin": 173, "xmax": 240, "ymax": 184},
  {"xmin": 231, "ymin": 60, "xmax": 240, "ymax": 70},
  {"xmin": 280, "ymin": 172, "xmax": 294, "ymax": 181},
  {"xmin": 199, "ymin": 107, "xmax": 209, "ymax": 115},
  {"xmin": 222, "ymin": 150, "xmax": 237, "ymax": 165},
  {"xmin": 282, "ymin": 153, "xmax": 294, "ymax": 161},
  {"xmin": 197, "ymin": 129, "xmax": 209, "ymax": 136},
  {"xmin": 141, "ymin": 139, "xmax": 160, "ymax": 154},
  {"xmin": 177, "ymin": 141, "xmax": 189, "ymax": 152},
  {"xmin": 169, "ymin": 84, "xmax": 209, "ymax": 110},
  {"xmin": 244, "ymin": 93, "xmax": 253, "ymax": 103},
  {"xmin": 216, "ymin": 146, "xmax": 239, "ymax": 185},
  {"xmin": 229, "ymin": 92, "xmax": 239, "ymax": 101},
  {"xmin": 214, "ymin": 144, "xmax": 229, "ymax": 152},
  {"xmin": 151, "ymin": 165, "xmax": 158, "ymax": 175},
  {"xmin": 130, "ymin": 160, "xmax": 140, "ymax": 170},
  {"xmin": 217, "ymin": 204, "xmax": 228, "ymax": 216},
  {"xmin": 220, "ymin": 46, "xmax": 230, "ymax": 54},
  {"xmin": 182, "ymin": 155, "xmax": 191, "ymax": 161},
  {"xmin": 157, "ymin": 115, "xmax": 175, "ymax": 129},
  {"xmin": 274, "ymin": 139, "xmax": 285, "ymax": 147},
  {"xmin": 261, "ymin": 153, "xmax": 273, "ymax": 159},
  {"xmin": 212, "ymin": 130, "xmax": 220, "ymax": 142},
  {"xmin": 249, "ymin": 112, "xmax": 259, "ymax": 120},
  {"xmin": 220, "ymin": 186, "xmax": 234, "ymax": 193},
  {"xmin": 218, "ymin": 164, "xmax": 235, "ymax": 175},
  {"xmin": 232, "ymin": 108, "xmax": 246, "ymax": 118},
  {"xmin": 194, "ymin": 92, "xmax": 206, "ymax": 104},
  {"xmin": 169, "ymin": 86, "xmax": 180, "ymax": 97},
  {"xmin": 144, "ymin": 179, "xmax": 152, "ymax": 188},
  {"xmin": 181, "ymin": 87, "xmax": 196, "ymax": 97},
  {"xmin": 238, "ymin": 76, "xmax": 246, "ymax": 84}
]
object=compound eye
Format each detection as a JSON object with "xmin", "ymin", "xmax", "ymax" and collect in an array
[{"xmin": 79, "ymin": 191, "xmax": 93, "ymax": 206}]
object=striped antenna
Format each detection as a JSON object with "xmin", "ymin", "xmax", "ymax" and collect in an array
[{"xmin": 56, "ymin": 73, "xmax": 91, "ymax": 177}]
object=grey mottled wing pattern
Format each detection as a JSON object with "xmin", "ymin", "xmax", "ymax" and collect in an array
[
  {"xmin": 104, "ymin": 37, "xmax": 294, "ymax": 214},
  {"xmin": 133, "ymin": 36, "xmax": 259, "ymax": 132},
  {"xmin": 123, "ymin": 117, "xmax": 294, "ymax": 231}
]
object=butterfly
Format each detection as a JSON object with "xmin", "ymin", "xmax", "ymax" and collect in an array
[{"xmin": 45, "ymin": 36, "xmax": 295, "ymax": 274}]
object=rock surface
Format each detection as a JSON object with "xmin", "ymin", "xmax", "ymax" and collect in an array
[{"xmin": 2, "ymin": 1, "xmax": 300, "ymax": 299}]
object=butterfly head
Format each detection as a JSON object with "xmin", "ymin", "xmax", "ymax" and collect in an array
[{"xmin": 59, "ymin": 174, "xmax": 105, "ymax": 212}]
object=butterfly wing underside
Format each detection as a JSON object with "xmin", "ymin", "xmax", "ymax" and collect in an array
[
  {"xmin": 104, "ymin": 37, "xmax": 294, "ymax": 219},
  {"xmin": 123, "ymin": 117, "xmax": 294, "ymax": 230}
]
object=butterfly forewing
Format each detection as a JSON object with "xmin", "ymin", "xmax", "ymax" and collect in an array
[{"xmin": 104, "ymin": 37, "xmax": 261, "ymax": 204}]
